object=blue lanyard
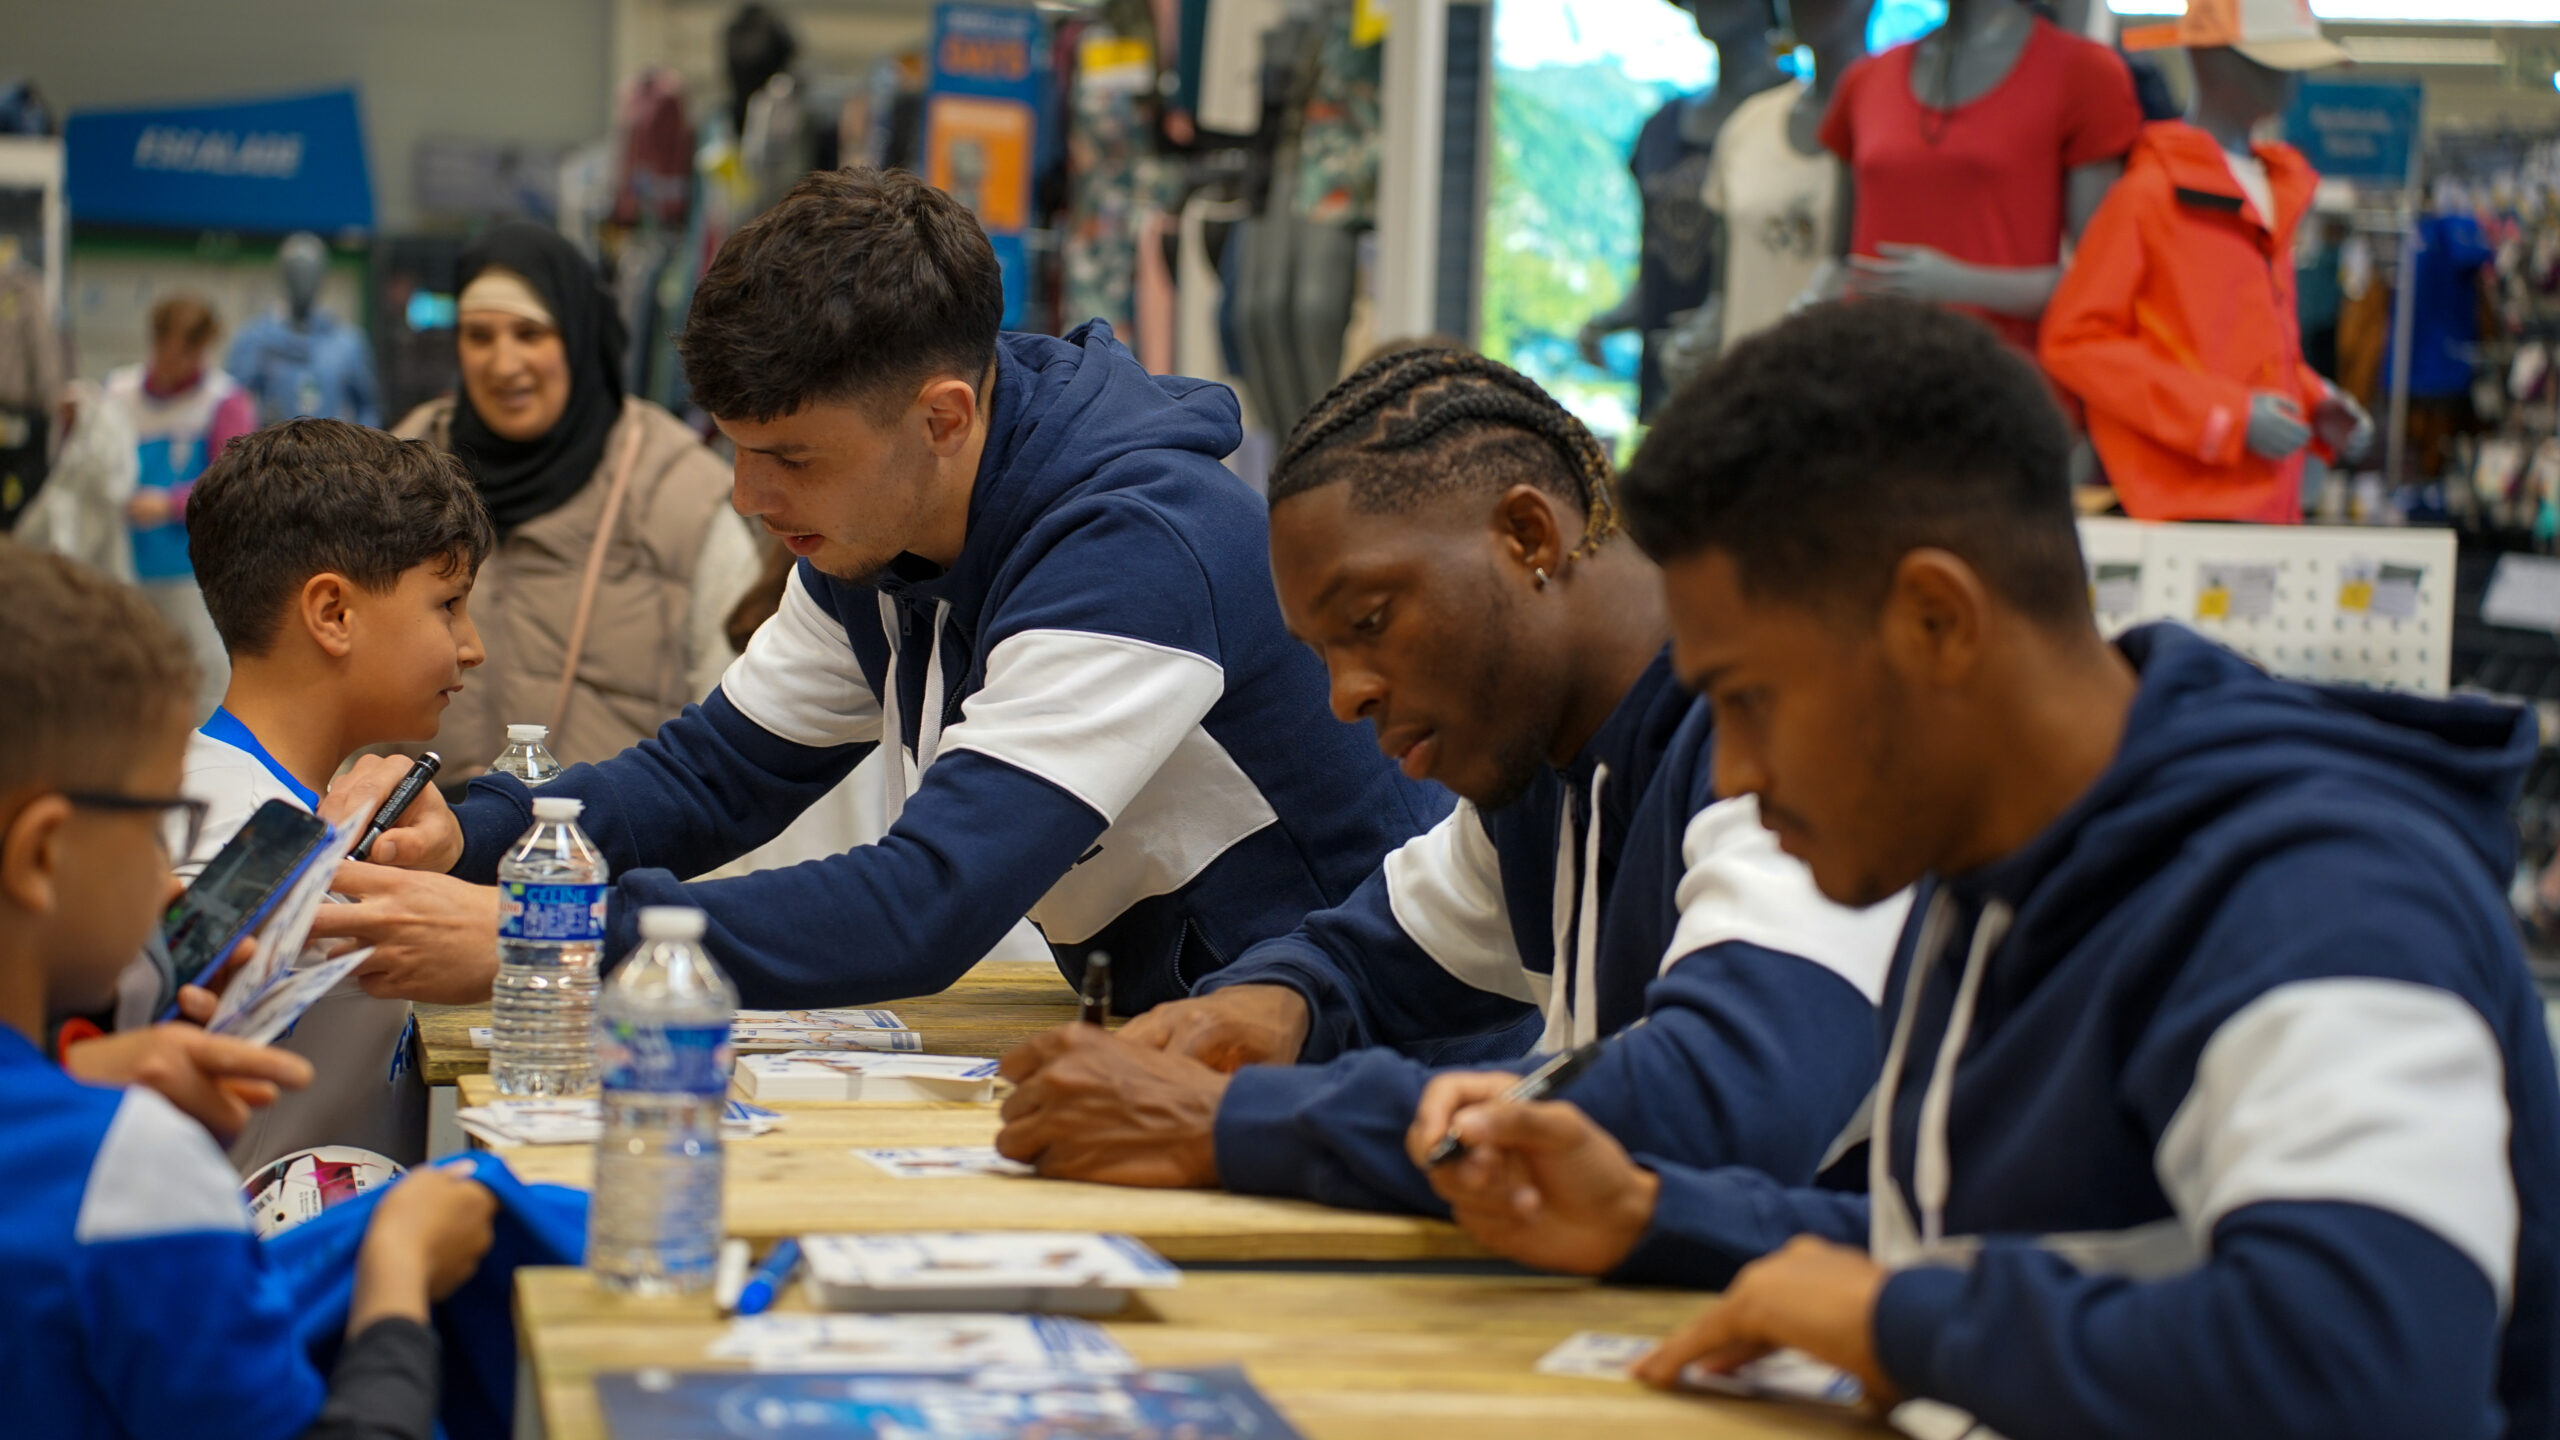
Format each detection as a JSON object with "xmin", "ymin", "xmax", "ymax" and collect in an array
[{"xmin": 198, "ymin": 706, "xmax": 321, "ymax": 810}]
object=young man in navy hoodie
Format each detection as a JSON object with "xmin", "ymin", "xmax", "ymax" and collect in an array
[
  {"xmin": 316, "ymin": 166, "xmax": 1443, "ymax": 1015},
  {"xmin": 1420, "ymin": 300, "xmax": 2560, "ymax": 1440},
  {"xmin": 992, "ymin": 347, "xmax": 1904, "ymax": 1199}
]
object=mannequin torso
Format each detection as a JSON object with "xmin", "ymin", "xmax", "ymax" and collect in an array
[
  {"xmin": 1905, "ymin": 0, "xmax": 2035, "ymax": 110},
  {"xmin": 1806, "ymin": 0, "xmax": 2142, "ymax": 343}
]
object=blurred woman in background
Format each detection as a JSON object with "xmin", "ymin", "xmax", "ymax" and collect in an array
[{"xmin": 395, "ymin": 222, "xmax": 757, "ymax": 777}]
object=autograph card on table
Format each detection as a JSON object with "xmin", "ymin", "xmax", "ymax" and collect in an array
[
  {"xmin": 856, "ymin": 1147, "xmax": 1034, "ymax": 1179},
  {"xmin": 707, "ymin": 1312, "xmax": 1133, "ymax": 1374},
  {"xmin": 1534, "ymin": 1331, "xmax": 1656, "ymax": 1379}
]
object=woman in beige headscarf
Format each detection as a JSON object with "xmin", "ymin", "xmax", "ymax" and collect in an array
[{"xmin": 394, "ymin": 223, "xmax": 759, "ymax": 776}]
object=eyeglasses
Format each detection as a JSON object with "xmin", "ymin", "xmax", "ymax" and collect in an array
[{"xmin": 61, "ymin": 792, "xmax": 209, "ymax": 862}]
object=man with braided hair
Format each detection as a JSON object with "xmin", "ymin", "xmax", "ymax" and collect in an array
[{"xmin": 996, "ymin": 346, "xmax": 1906, "ymax": 1206}]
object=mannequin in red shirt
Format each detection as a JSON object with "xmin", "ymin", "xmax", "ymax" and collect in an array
[{"xmin": 1803, "ymin": 0, "xmax": 2142, "ymax": 350}]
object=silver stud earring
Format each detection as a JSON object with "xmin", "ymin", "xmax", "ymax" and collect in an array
[{"xmin": 1532, "ymin": 566, "xmax": 1551, "ymax": 591}]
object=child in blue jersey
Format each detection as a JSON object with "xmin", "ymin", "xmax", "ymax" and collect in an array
[
  {"xmin": 169, "ymin": 418, "xmax": 492, "ymax": 1176},
  {"xmin": 0, "ymin": 538, "xmax": 495, "ymax": 1440},
  {"xmin": 1421, "ymin": 300, "xmax": 2560, "ymax": 1440}
]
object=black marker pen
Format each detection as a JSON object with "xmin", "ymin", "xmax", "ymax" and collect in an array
[
  {"xmin": 1078, "ymin": 950, "xmax": 1112, "ymax": 1027},
  {"xmin": 350, "ymin": 752, "xmax": 441, "ymax": 863}
]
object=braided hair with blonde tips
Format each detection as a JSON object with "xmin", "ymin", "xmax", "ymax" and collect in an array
[{"xmin": 1267, "ymin": 346, "xmax": 1623, "ymax": 560}]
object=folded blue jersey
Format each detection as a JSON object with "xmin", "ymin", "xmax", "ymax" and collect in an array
[
  {"xmin": 0, "ymin": 1021, "xmax": 581, "ymax": 1440},
  {"xmin": 269, "ymin": 1153, "xmax": 586, "ymax": 1438}
]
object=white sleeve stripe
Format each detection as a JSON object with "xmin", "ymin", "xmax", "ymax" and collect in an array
[
  {"xmin": 1383, "ymin": 802, "xmax": 1542, "ymax": 1004},
  {"xmin": 936, "ymin": 627, "xmax": 1226, "ymax": 824},
  {"xmin": 1666, "ymin": 795, "xmax": 1908, "ymax": 1003},
  {"xmin": 2155, "ymin": 976, "xmax": 2519, "ymax": 1309},
  {"xmin": 716, "ymin": 565, "xmax": 885, "ymax": 748},
  {"xmin": 74, "ymin": 1088, "xmax": 251, "ymax": 1242}
]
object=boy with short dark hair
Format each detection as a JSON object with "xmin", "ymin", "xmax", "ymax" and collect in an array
[
  {"xmin": 178, "ymin": 417, "xmax": 493, "ymax": 1171},
  {"xmin": 0, "ymin": 537, "xmax": 494, "ymax": 1439}
]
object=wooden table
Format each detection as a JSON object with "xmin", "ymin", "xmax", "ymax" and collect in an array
[
  {"xmin": 420, "ymin": 961, "xmax": 1083, "ymax": 1085},
  {"xmin": 458, "ymin": 1080, "xmax": 1484, "ymax": 1264},
  {"xmin": 516, "ymin": 1266, "xmax": 1885, "ymax": 1440}
]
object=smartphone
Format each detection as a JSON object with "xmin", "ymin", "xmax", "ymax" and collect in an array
[{"xmin": 161, "ymin": 799, "xmax": 333, "ymax": 993}]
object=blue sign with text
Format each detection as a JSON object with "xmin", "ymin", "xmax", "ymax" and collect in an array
[
  {"xmin": 2283, "ymin": 79, "xmax": 2424, "ymax": 186},
  {"xmin": 66, "ymin": 89, "xmax": 374, "ymax": 234}
]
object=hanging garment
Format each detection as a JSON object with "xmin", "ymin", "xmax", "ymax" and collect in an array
[
  {"xmin": 1065, "ymin": 32, "xmax": 1181, "ymax": 336},
  {"xmin": 612, "ymin": 68, "xmax": 694, "ymax": 227},
  {"xmin": 2041, "ymin": 121, "xmax": 2330, "ymax": 523},
  {"xmin": 10, "ymin": 378, "xmax": 134, "ymax": 580},
  {"xmin": 1628, "ymin": 98, "xmax": 1721, "ymax": 416}
]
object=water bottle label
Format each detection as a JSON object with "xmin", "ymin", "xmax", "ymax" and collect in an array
[
  {"xmin": 499, "ymin": 881, "xmax": 608, "ymax": 943},
  {"xmin": 598, "ymin": 1020, "xmax": 732, "ymax": 1095}
]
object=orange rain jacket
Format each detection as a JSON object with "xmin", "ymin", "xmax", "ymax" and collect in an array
[{"xmin": 2041, "ymin": 121, "xmax": 2330, "ymax": 522}]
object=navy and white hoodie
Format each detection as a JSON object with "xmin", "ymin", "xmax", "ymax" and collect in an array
[
  {"xmin": 1608, "ymin": 625, "xmax": 2560, "ymax": 1440},
  {"xmin": 1208, "ymin": 662, "xmax": 1909, "ymax": 1213},
  {"xmin": 445, "ymin": 323, "xmax": 1448, "ymax": 1012}
]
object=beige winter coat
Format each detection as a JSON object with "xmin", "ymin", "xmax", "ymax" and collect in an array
[{"xmin": 396, "ymin": 395, "xmax": 741, "ymax": 775}]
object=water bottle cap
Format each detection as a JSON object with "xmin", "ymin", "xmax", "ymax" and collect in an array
[
  {"xmin": 531, "ymin": 796, "xmax": 584, "ymax": 821},
  {"xmin": 507, "ymin": 724, "xmax": 550, "ymax": 742},
  {"xmin": 638, "ymin": 906, "xmax": 707, "ymax": 940}
]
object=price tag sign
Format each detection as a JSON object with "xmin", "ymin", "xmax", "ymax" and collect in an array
[
  {"xmin": 2197, "ymin": 563, "xmax": 2276, "ymax": 622},
  {"xmin": 2092, "ymin": 562, "xmax": 2141, "ymax": 616},
  {"xmin": 2339, "ymin": 559, "xmax": 2424, "ymax": 620}
]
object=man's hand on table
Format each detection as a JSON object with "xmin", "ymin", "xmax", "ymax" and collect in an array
[
  {"xmin": 1406, "ymin": 1073, "xmax": 1660, "ymax": 1276},
  {"xmin": 1632, "ymin": 1235, "xmax": 1900, "ymax": 1410},
  {"xmin": 996, "ymin": 1023, "xmax": 1229, "ymax": 1188},
  {"xmin": 1115, "ymin": 984, "xmax": 1309, "ymax": 1072},
  {"xmin": 322, "ymin": 755, "xmax": 467, "ymax": 871},
  {"xmin": 309, "ymin": 862, "xmax": 502, "ymax": 1004}
]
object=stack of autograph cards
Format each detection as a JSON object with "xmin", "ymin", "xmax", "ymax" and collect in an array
[
  {"xmin": 800, "ymin": 1232, "xmax": 1179, "ymax": 1315},
  {"xmin": 1535, "ymin": 1333, "xmax": 1863, "ymax": 1405},
  {"xmin": 736, "ymin": 1052, "xmax": 999, "ymax": 1103},
  {"xmin": 455, "ymin": 1097, "xmax": 785, "ymax": 1148},
  {"xmin": 472, "ymin": 1008, "xmax": 920, "ymax": 1053},
  {"xmin": 707, "ymin": 1312, "xmax": 1134, "ymax": 1373}
]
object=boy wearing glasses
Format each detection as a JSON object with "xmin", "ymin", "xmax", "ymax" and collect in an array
[
  {"xmin": 0, "ymin": 537, "xmax": 499, "ymax": 1439},
  {"xmin": 167, "ymin": 418, "xmax": 493, "ymax": 1171}
]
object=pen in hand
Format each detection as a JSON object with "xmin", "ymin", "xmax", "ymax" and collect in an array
[
  {"xmin": 1078, "ymin": 950, "xmax": 1112, "ymax": 1027},
  {"xmin": 1425, "ymin": 1023, "xmax": 1636, "ymax": 1167},
  {"xmin": 349, "ymin": 752, "xmax": 441, "ymax": 863}
]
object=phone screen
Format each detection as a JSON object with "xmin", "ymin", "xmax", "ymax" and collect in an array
[{"xmin": 163, "ymin": 799, "xmax": 330, "ymax": 990}]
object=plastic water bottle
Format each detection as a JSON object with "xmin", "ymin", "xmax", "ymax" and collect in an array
[
  {"xmin": 492, "ymin": 796, "xmax": 609, "ymax": 1096},
  {"xmin": 490, "ymin": 723, "xmax": 563, "ymax": 787},
  {"xmin": 590, "ymin": 906, "xmax": 737, "ymax": 1296}
]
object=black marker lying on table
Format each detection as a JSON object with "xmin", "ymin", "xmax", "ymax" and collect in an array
[
  {"xmin": 1425, "ymin": 1019, "xmax": 1645, "ymax": 1167},
  {"xmin": 1078, "ymin": 950, "xmax": 1112, "ymax": 1027},
  {"xmin": 349, "ymin": 752, "xmax": 441, "ymax": 863}
]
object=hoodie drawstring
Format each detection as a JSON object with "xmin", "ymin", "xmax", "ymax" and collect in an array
[
  {"xmin": 1539, "ymin": 764, "xmax": 1609, "ymax": 1053},
  {"xmin": 1870, "ymin": 890, "xmax": 2013, "ymax": 1265},
  {"xmin": 1916, "ymin": 899, "xmax": 2010, "ymax": 1250},
  {"xmin": 874, "ymin": 594, "xmax": 954, "ymax": 834}
]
